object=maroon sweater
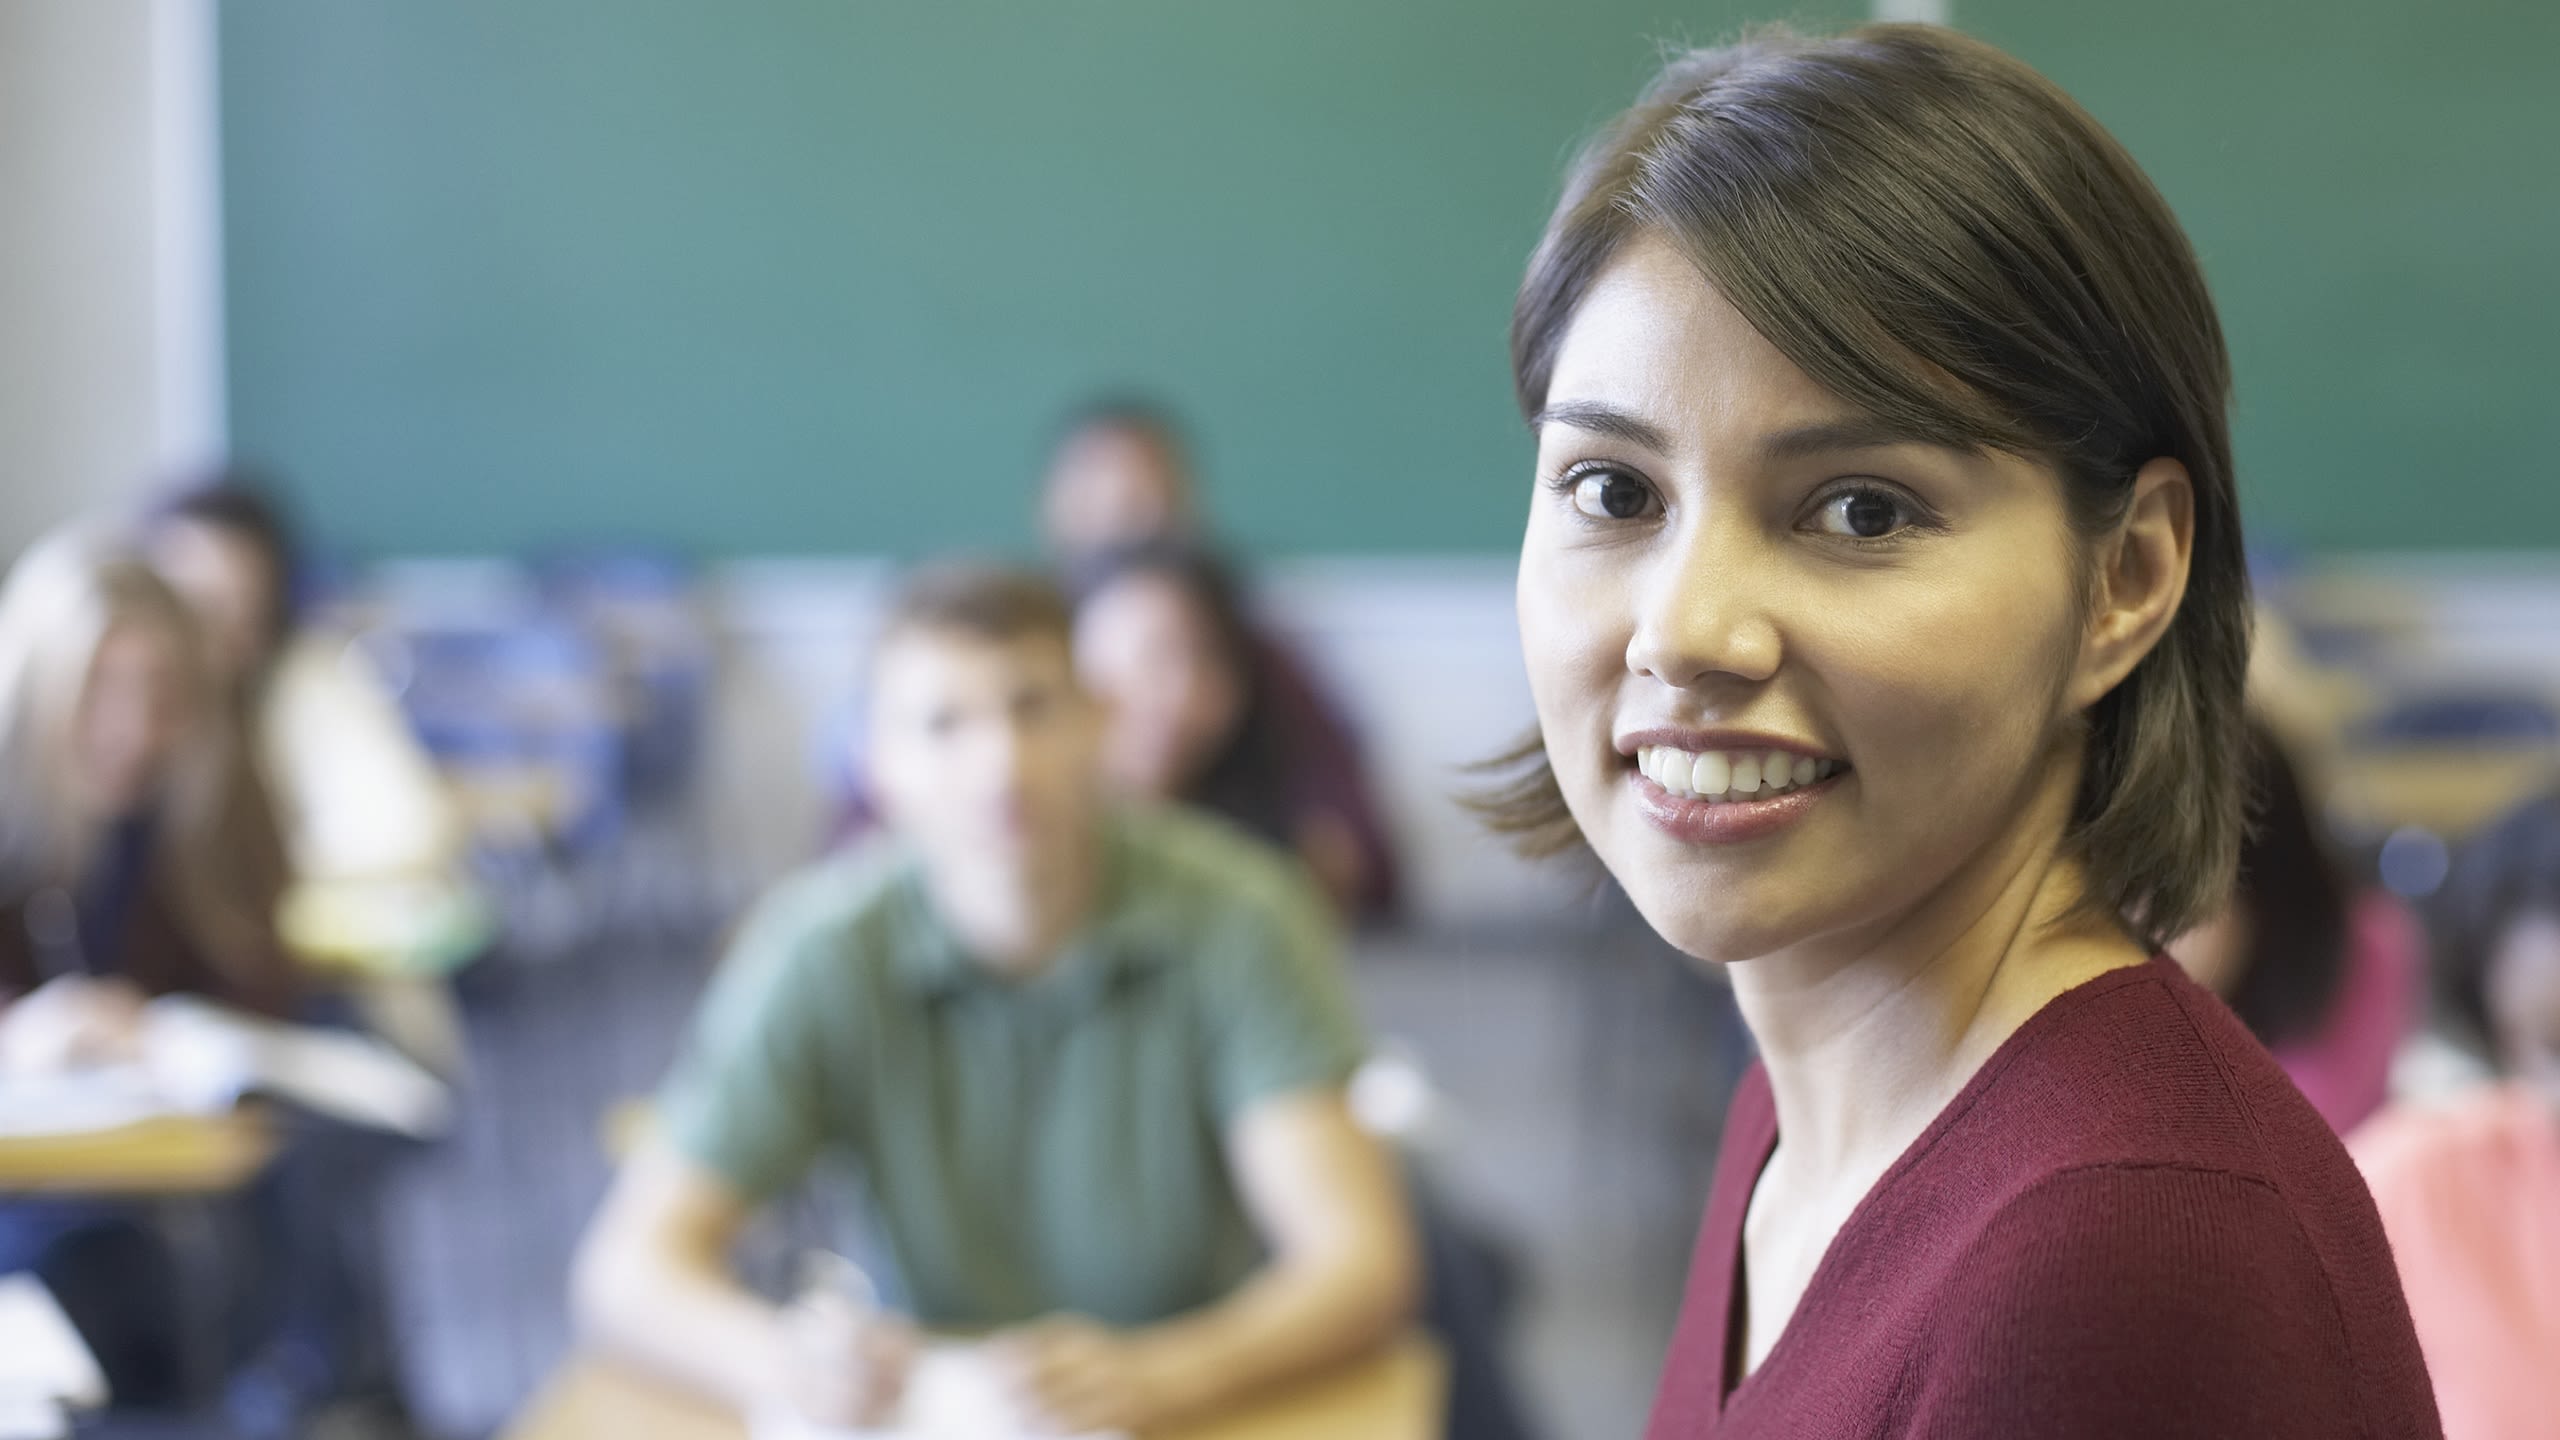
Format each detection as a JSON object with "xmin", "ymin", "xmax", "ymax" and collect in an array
[{"xmin": 1647, "ymin": 956, "xmax": 2440, "ymax": 1439}]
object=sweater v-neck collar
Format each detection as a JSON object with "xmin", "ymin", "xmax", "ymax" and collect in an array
[{"xmin": 1705, "ymin": 956, "xmax": 2169, "ymax": 1415}]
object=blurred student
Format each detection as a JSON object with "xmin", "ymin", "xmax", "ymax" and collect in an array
[
  {"xmin": 1075, "ymin": 542, "xmax": 1398, "ymax": 923},
  {"xmin": 573, "ymin": 565, "xmax": 1414, "ymax": 1435},
  {"xmin": 146, "ymin": 479, "xmax": 476, "ymax": 979},
  {"xmin": 2351, "ymin": 793, "xmax": 2560, "ymax": 1440},
  {"xmin": 2170, "ymin": 719, "xmax": 2423, "ymax": 1131},
  {"xmin": 1043, "ymin": 403, "xmax": 1400, "ymax": 924},
  {"xmin": 0, "ymin": 529, "xmax": 297, "ymax": 1408},
  {"xmin": 0, "ymin": 528, "xmax": 295, "ymax": 1026}
]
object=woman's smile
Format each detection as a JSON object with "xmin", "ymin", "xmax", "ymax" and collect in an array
[{"xmin": 1620, "ymin": 729, "xmax": 1851, "ymax": 844}]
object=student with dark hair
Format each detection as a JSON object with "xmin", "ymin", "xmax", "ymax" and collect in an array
[
  {"xmin": 0, "ymin": 529, "xmax": 299, "ymax": 1414},
  {"xmin": 146, "ymin": 475, "xmax": 474, "ymax": 977},
  {"xmin": 2171, "ymin": 719, "xmax": 2424, "ymax": 1132},
  {"xmin": 2352, "ymin": 792, "xmax": 2560, "ymax": 1440},
  {"xmin": 1484, "ymin": 24, "xmax": 2435, "ymax": 1434},
  {"xmin": 574, "ymin": 564, "xmax": 1415, "ymax": 1436},
  {"xmin": 1073, "ymin": 542, "xmax": 1398, "ymax": 923},
  {"xmin": 1041, "ymin": 406, "xmax": 1401, "ymax": 924},
  {"xmin": 1040, "ymin": 399, "xmax": 1199, "ymax": 566}
]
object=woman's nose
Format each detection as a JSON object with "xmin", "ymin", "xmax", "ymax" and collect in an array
[{"xmin": 1624, "ymin": 521, "xmax": 1783, "ymax": 691}]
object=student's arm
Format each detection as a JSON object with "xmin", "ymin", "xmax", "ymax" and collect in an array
[
  {"xmin": 574, "ymin": 870, "xmax": 908, "ymax": 1422},
  {"xmin": 571, "ymin": 1145, "xmax": 786, "ymax": 1408},
  {"xmin": 993, "ymin": 1086, "xmax": 1417, "ymax": 1433},
  {"xmin": 572, "ymin": 1143, "xmax": 917, "ymax": 1424}
]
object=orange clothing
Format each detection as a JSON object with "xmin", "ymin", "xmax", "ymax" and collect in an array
[{"xmin": 2353, "ymin": 1085, "xmax": 2560, "ymax": 1440}]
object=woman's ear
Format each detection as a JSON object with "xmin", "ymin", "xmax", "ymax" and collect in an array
[{"xmin": 2067, "ymin": 457, "xmax": 2194, "ymax": 712}]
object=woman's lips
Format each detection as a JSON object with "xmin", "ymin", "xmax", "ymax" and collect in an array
[{"xmin": 1626, "ymin": 759, "xmax": 1845, "ymax": 844}]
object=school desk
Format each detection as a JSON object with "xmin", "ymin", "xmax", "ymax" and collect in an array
[{"xmin": 505, "ymin": 1332, "xmax": 1445, "ymax": 1440}]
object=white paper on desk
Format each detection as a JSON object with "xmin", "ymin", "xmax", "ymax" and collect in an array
[
  {"xmin": 144, "ymin": 998, "xmax": 453, "ymax": 1139},
  {"xmin": 0, "ymin": 1273, "xmax": 108, "ymax": 1420},
  {"xmin": 0, "ymin": 1066, "xmax": 179, "ymax": 1139},
  {"xmin": 750, "ymin": 1346, "xmax": 1127, "ymax": 1440}
]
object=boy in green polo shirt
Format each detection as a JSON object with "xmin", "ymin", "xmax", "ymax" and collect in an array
[{"xmin": 571, "ymin": 564, "xmax": 1417, "ymax": 1434}]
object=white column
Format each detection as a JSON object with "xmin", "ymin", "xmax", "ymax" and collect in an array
[
  {"xmin": 0, "ymin": 0, "xmax": 227, "ymax": 559},
  {"xmin": 151, "ymin": 0, "xmax": 229, "ymax": 479}
]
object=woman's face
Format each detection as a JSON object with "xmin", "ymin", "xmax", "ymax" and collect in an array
[
  {"xmin": 150, "ymin": 519, "xmax": 281, "ymax": 694},
  {"xmin": 72, "ymin": 619, "xmax": 193, "ymax": 820},
  {"xmin": 2487, "ymin": 911, "xmax": 2560, "ymax": 1104},
  {"xmin": 1074, "ymin": 572, "xmax": 1245, "ymax": 798},
  {"xmin": 1517, "ymin": 234, "xmax": 2102, "ymax": 965}
]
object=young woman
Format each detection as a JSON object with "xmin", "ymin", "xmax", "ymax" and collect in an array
[
  {"xmin": 0, "ymin": 528, "xmax": 297, "ymax": 1409},
  {"xmin": 1071, "ymin": 541, "xmax": 1397, "ymax": 923},
  {"xmin": 146, "ymin": 479, "xmax": 471, "ymax": 932},
  {"xmin": 0, "ymin": 528, "xmax": 293, "ymax": 1022},
  {"xmin": 1481, "ymin": 24, "xmax": 2439, "ymax": 1435}
]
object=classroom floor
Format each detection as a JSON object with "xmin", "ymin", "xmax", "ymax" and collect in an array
[{"xmin": 358, "ymin": 899, "xmax": 1750, "ymax": 1440}]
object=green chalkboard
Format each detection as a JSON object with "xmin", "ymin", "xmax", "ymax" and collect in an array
[{"xmin": 220, "ymin": 1, "xmax": 2557, "ymax": 559}]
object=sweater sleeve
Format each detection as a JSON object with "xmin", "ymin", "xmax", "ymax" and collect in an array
[{"xmin": 1902, "ymin": 1163, "xmax": 2407, "ymax": 1440}]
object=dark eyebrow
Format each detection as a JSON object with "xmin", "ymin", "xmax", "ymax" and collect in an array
[
  {"xmin": 1529, "ymin": 401, "xmax": 1670, "ymax": 453},
  {"xmin": 1758, "ymin": 418, "xmax": 1940, "ymax": 463}
]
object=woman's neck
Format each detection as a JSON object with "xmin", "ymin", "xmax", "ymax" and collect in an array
[{"xmin": 1730, "ymin": 758, "xmax": 2147, "ymax": 1185}]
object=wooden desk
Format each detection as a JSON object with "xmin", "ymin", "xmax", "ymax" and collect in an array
[
  {"xmin": 507, "ymin": 1336, "xmax": 1444, "ymax": 1440},
  {"xmin": 0, "ymin": 1107, "xmax": 281, "ymax": 1404},
  {"xmin": 0, "ymin": 1109, "xmax": 278, "ymax": 1197}
]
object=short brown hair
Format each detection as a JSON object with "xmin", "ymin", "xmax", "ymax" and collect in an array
[
  {"xmin": 876, "ymin": 561, "xmax": 1073, "ymax": 658},
  {"xmin": 1478, "ymin": 23, "xmax": 2251, "ymax": 944}
]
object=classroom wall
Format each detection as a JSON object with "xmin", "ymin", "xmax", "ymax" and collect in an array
[
  {"xmin": 0, "ymin": 0, "xmax": 226, "ymax": 558},
  {"xmin": 219, "ymin": 1, "xmax": 2559, "ymax": 561}
]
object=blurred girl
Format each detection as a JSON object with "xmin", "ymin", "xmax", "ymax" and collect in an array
[
  {"xmin": 2171, "ymin": 719, "xmax": 2424, "ymax": 1131},
  {"xmin": 1072, "ymin": 542, "xmax": 1398, "ymax": 923},
  {"xmin": 147, "ymin": 479, "xmax": 473, "ymax": 972},
  {"xmin": 0, "ymin": 527, "xmax": 294, "ymax": 1029},
  {"xmin": 0, "ymin": 528, "xmax": 298, "ymax": 1411},
  {"xmin": 2352, "ymin": 792, "xmax": 2560, "ymax": 1440}
]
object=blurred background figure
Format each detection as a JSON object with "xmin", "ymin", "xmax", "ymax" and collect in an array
[
  {"xmin": 574, "ymin": 565, "xmax": 1417, "ymax": 1437},
  {"xmin": 146, "ymin": 479, "xmax": 487, "ymax": 1018},
  {"xmin": 1075, "ymin": 541, "xmax": 1398, "ymax": 924},
  {"xmin": 0, "ymin": 527, "xmax": 293, "ymax": 1026},
  {"xmin": 0, "ymin": 529, "xmax": 296, "ymax": 1416},
  {"xmin": 2352, "ymin": 791, "xmax": 2560, "ymax": 1440},
  {"xmin": 1040, "ymin": 400, "xmax": 1202, "ymax": 568},
  {"xmin": 2169, "ymin": 718, "xmax": 2426, "ymax": 1133}
]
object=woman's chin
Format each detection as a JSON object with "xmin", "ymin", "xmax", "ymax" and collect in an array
[{"xmin": 1619, "ymin": 887, "xmax": 1798, "ymax": 968}]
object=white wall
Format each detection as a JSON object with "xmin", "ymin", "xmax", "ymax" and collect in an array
[{"xmin": 0, "ymin": 0, "xmax": 224, "ymax": 558}]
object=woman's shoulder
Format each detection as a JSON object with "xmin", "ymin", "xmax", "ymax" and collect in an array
[
  {"xmin": 1904, "ymin": 1157, "xmax": 2438, "ymax": 1438},
  {"xmin": 1894, "ymin": 960, "xmax": 2442, "ymax": 1435},
  {"xmin": 1952, "ymin": 955, "xmax": 2342, "ymax": 1181}
]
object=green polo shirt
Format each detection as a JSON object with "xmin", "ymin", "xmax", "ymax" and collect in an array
[{"xmin": 657, "ymin": 805, "xmax": 1368, "ymax": 1332}]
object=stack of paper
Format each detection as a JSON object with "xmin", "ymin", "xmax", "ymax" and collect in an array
[{"xmin": 0, "ymin": 997, "xmax": 451, "ymax": 1141}]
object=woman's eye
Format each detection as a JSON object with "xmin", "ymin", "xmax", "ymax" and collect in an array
[
  {"xmin": 1568, "ymin": 469, "xmax": 1657, "ymax": 521},
  {"xmin": 1811, "ymin": 486, "xmax": 1918, "ymax": 539}
]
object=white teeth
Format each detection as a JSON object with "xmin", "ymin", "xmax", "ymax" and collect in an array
[
  {"xmin": 1690, "ymin": 750, "xmax": 1730, "ymax": 799},
  {"xmin": 1637, "ymin": 745, "xmax": 1838, "ymax": 801}
]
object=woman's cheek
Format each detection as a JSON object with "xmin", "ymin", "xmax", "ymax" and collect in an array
[
  {"xmin": 1806, "ymin": 563, "xmax": 2078, "ymax": 809},
  {"xmin": 1519, "ymin": 546, "xmax": 1625, "ymax": 716}
]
